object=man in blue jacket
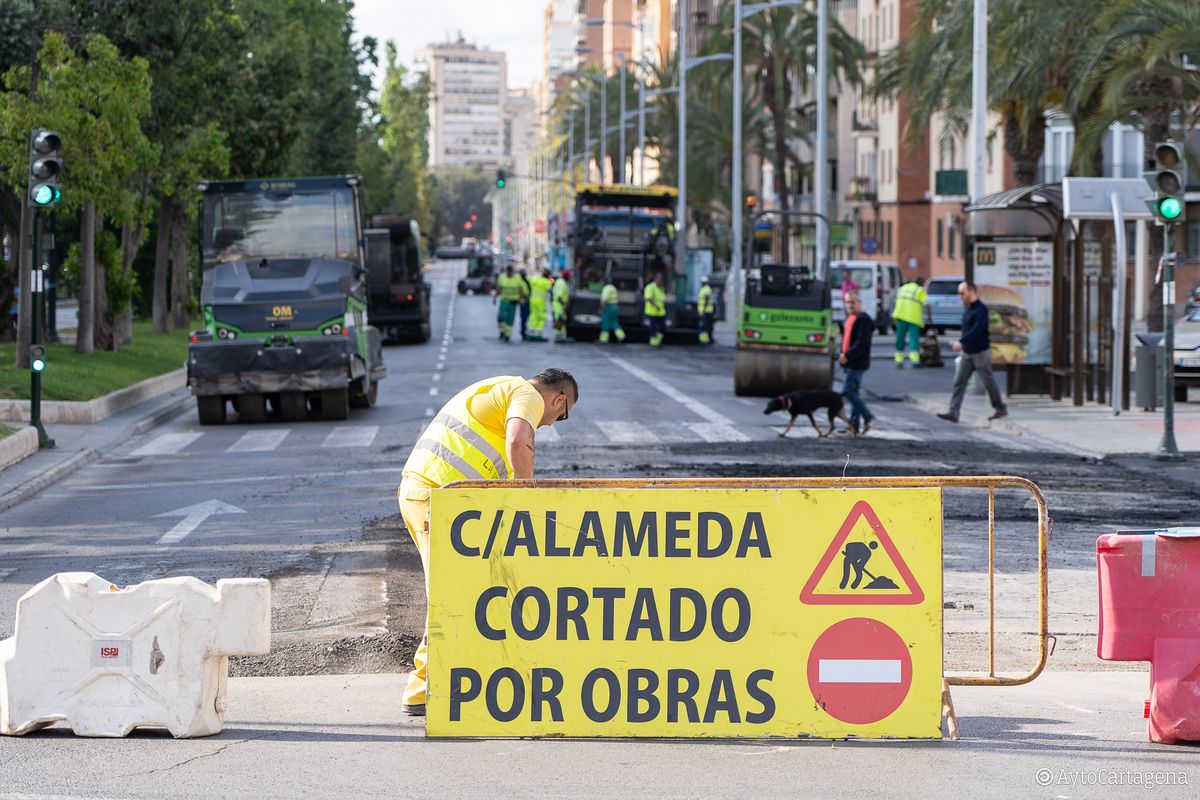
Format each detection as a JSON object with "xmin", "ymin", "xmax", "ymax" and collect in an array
[
  {"xmin": 839, "ymin": 291, "xmax": 876, "ymax": 434},
  {"xmin": 938, "ymin": 281, "xmax": 1008, "ymax": 423}
]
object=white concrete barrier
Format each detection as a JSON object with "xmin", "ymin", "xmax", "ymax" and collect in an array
[
  {"xmin": 0, "ymin": 427, "xmax": 39, "ymax": 471},
  {"xmin": 0, "ymin": 572, "xmax": 270, "ymax": 738}
]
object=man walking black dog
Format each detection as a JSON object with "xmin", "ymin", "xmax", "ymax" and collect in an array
[{"xmin": 839, "ymin": 291, "xmax": 876, "ymax": 434}]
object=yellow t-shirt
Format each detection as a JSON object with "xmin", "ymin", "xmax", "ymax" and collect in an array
[
  {"xmin": 466, "ymin": 376, "xmax": 545, "ymax": 440},
  {"xmin": 402, "ymin": 376, "xmax": 544, "ymax": 488}
]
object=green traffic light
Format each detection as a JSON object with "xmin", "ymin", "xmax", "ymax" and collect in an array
[
  {"xmin": 31, "ymin": 184, "xmax": 55, "ymax": 206},
  {"xmin": 496, "ymin": 179, "xmax": 505, "ymax": 188},
  {"xmin": 1158, "ymin": 196, "xmax": 1183, "ymax": 221},
  {"xmin": 31, "ymin": 358, "xmax": 46, "ymax": 372}
]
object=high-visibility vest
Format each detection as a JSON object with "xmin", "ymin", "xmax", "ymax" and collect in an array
[
  {"xmin": 553, "ymin": 277, "xmax": 570, "ymax": 305},
  {"xmin": 644, "ymin": 283, "xmax": 666, "ymax": 317},
  {"xmin": 497, "ymin": 273, "xmax": 525, "ymax": 302},
  {"xmin": 893, "ymin": 281, "xmax": 927, "ymax": 326},
  {"xmin": 698, "ymin": 284, "xmax": 714, "ymax": 314},
  {"xmin": 529, "ymin": 275, "xmax": 552, "ymax": 303},
  {"xmin": 403, "ymin": 378, "xmax": 519, "ymax": 485},
  {"xmin": 600, "ymin": 283, "xmax": 618, "ymax": 307}
]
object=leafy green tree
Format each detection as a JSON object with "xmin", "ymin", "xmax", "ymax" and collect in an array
[{"xmin": 0, "ymin": 31, "xmax": 154, "ymax": 356}]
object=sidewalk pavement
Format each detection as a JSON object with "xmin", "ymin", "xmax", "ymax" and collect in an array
[
  {"xmin": 905, "ymin": 389, "xmax": 1200, "ymax": 458},
  {"xmin": 0, "ymin": 386, "xmax": 191, "ymax": 511},
  {"xmin": 0, "ymin": 671, "xmax": 1192, "ymax": 799}
]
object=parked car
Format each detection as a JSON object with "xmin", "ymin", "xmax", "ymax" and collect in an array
[
  {"xmin": 924, "ymin": 276, "xmax": 965, "ymax": 334},
  {"xmin": 1173, "ymin": 308, "xmax": 1200, "ymax": 401},
  {"xmin": 830, "ymin": 260, "xmax": 902, "ymax": 334}
]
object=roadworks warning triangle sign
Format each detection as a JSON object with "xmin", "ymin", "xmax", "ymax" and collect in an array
[{"xmin": 800, "ymin": 499, "xmax": 924, "ymax": 605}]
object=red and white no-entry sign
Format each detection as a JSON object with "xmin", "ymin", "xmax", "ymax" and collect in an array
[{"xmin": 806, "ymin": 617, "xmax": 913, "ymax": 725}]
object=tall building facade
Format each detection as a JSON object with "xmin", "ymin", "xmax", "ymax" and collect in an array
[
  {"xmin": 419, "ymin": 40, "xmax": 507, "ymax": 168},
  {"xmin": 542, "ymin": 0, "xmax": 577, "ymax": 118}
]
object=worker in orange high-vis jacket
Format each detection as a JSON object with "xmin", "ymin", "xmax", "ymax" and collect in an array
[{"xmin": 395, "ymin": 368, "xmax": 579, "ymax": 716}]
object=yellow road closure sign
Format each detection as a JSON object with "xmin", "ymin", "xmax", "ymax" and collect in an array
[{"xmin": 427, "ymin": 487, "xmax": 943, "ymax": 738}]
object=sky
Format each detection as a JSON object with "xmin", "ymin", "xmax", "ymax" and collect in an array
[{"xmin": 353, "ymin": 0, "xmax": 551, "ymax": 91}]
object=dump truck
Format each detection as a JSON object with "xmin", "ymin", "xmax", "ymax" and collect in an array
[
  {"xmin": 565, "ymin": 184, "xmax": 705, "ymax": 339},
  {"xmin": 457, "ymin": 244, "xmax": 499, "ymax": 294},
  {"xmin": 364, "ymin": 215, "xmax": 431, "ymax": 343},
  {"xmin": 733, "ymin": 210, "xmax": 837, "ymax": 396},
  {"xmin": 188, "ymin": 176, "xmax": 386, "ymax": 424}
]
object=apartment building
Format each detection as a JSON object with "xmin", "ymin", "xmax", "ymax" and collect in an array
[
  {"xmin": 418, "ymin": 41, "xmax": 507, "ymax": 168},
  {"xmin": 542, "ymin": 0, "xmax": 577, "ymax": 120}
]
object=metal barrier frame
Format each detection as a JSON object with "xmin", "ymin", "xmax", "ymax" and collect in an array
[{"xmin": 445, "ymin": 475, "xmax": 1051, "ymax": 691}]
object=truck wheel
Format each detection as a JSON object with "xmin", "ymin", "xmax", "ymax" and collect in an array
[
  {"xmin": 319, "ymin": 388, "xmax": 350, "ymax": 420},
  {"xmin": 416, "ymin": 322, "xmax": 431, "ymax": 343},
  {"xmin": 236, "ymin": 393, "xmax": 267, "ymax": 424},
  {"xmin": 350, "ymin": 378, "xmax": 377, "ymax": 409},
  {"xmin": 457, "ymin": 281, "xmax": 467, "ymax": 295},
  {"xmin": 1175, "ymin": 385, "xmax": 1189, "ymax": 403},
  {"xmin": 196, "ymin": 396, "xmax": 226, "ymax": 425},
  {"xmin": 279, "ymin": 391, "xmax": 307, "ymax": 421}
]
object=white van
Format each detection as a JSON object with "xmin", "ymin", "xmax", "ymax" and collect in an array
[{"xmin": 830, "ymin": 260, "xmax": 902, "ymax": 334}]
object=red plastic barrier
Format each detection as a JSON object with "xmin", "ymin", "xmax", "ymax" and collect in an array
[{"xmin": 1097, "ymin": 528, "xmax": 1200, "ymax": 744}]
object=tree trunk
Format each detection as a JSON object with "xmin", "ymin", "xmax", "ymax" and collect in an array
[
  {"xmin": 113, "ymin": 221, "xmax": 134, "ymax": 350},
  {"xmin": 170, "ymin": 206, "xmax": 191, "ymax": 329},
  {"xmin": 93, "ymin": 239, "xmax": 113, "ymax": 351},
  {"xmin": 152, "ymin": 195, "xmax": 171, "ymax": 334},
  {"xmin": 1004, "ymin": 112, "xmax": 1046, "ymax": 187},
  {"xmin": 75, "ymin": 199, "xmax": 96, "ymax": 354},
  {"xmin": 13, "ymin": 203, "xmax": 32, "ymax": 367}
]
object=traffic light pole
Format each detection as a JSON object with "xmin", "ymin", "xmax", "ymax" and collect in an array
[
  {"xmin": 1153, "ymin": 223, "xmax": 1181, "ymax": 461},
  {"xmin": 29, "ymin": 208, "xmax": 54, "ymax": 449}
]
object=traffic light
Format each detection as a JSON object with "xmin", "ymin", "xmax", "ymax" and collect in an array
[
  {"xmin": 470, "ymin": 214, "xmax": 477, "ymax": 222},
  {"xmin": 495, "ymin": 169, "xmax": 507, "ymax": 189},
  {"xmin": 28, "ymin": 129, "xmax": 63, "ymax": 208},
  {"xmin": 746, "ymin": 194, "xmax": 758, "ymax": 210},
  {"xmin": 1145, "ymin": 141, "xmax": 1186, "ymax": 224},
  {"xmin": 30, "ymin": 345, "xmax": 46, "ymax": 373}
]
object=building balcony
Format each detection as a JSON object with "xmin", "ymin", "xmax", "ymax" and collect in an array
[
  {"xmin": 935, "ymin": 169, "xmax": 968, "ymax": 197},
  {"xmin": 847, "ymin": 176, "xmax": 877, "ymax": 203},
  {"xmin": 852, "ymin": 111, "xmax": 877, "ymax": 132}
]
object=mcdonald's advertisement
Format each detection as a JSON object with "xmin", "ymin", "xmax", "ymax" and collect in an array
[
  {"xmin": 973, "ymin": 239, "xmax": 1054, "ymax": 365},
  {"xmin": 427, "ymin": 488, "xmax": 943, "ymax": 738}
]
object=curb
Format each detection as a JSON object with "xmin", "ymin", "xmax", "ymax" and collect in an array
[
  {"xmin": 0, "ymin": 368, "xmax": 185, "ymax": 425},
  {"xmin": 131, "ymin": 393, "xmax": 192, "ymax": 436},
  {"xmin": 0, "ymin": 427, "xmax": 40, "ymax": 471},
  {"xmin": 0, "ymin": 448, "xmax": 99, "ymax": 513}
]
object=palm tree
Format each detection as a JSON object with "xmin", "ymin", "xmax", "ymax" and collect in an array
[
  {"xmin": 1075, "ymin": 0, "xmax": 1200, "ymax": 329},
  {"xmin": 710, "ymin": 2, "xmax": 865, "ymax": 260},
  {"xmin": 873, "ymin": 0, "xmax": 1103, "ymax": 187}
]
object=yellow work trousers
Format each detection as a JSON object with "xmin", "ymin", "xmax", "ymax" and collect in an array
[{"xmin": 397, "ymin": 475, "xmax": 435, "ymax": 706}]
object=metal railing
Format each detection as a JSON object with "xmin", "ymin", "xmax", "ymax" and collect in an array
[{"xmin": 445, "ymin": 474, "xmax": 1053, "ymax": 691}]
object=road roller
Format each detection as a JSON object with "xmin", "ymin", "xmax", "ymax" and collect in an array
[{"xmin": 734, "ymin": 262, "xmax": 836, "ymax": 396}]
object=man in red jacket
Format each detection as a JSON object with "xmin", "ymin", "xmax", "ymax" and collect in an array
[{"xmin": 839, "ymin": 292, "xmax": 876, "ymax": 434}]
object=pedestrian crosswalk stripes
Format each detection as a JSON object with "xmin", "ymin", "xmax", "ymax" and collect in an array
[
  {"xmin": 122, "ymin": 411, "xmax": 1023, "ymax": 458},
  {"xmin": 227, "ymin": 429, "xmax": 291, "ymax": 453},
  {"xmin": 687, "ymin": 422, "xmax": 751, "ymax": 443},
  {"xmin": 321, "ymin": 426, "xmax": 379, "ymax": 449},
  {"xmin": 593, "ymin": 420, "xmax": 655, "ymax": 445},
  {"xmin": 129, "ymin": 432, "xmax": 203, "ymax": 457}
]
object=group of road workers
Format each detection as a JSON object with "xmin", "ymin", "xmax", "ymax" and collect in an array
[{"xmin": 492, "ymin": 260, "xmax": 716, "ymax": 348}]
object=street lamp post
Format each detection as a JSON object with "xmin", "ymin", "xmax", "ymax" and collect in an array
[
  {"xmin": 732, "ymin": 0, "xmax": 805, "ymax": 331},
  {"xmin": 618, "ymin": 54, "xmax": 626, "ymax": 183},
  {"xmin": 586, "ymin": 17, "xmax": 642, "ymax": 184}
]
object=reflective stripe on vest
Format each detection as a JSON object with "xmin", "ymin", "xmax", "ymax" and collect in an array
[
  {"xmin": 430, "ymin": 411, "xmax": 509, "ymax": 479},
  {"xmin": 698, "ymin": 285, "xmax": 714, "ymax": 314},
  {"xmin": 409, "ymin": 439, "xmax": 488, "ymax": 481}
]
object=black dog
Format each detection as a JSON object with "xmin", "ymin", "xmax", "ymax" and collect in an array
[{"xmin": 764, "ymin": 390, "xmax": 856, "ymax": 438}]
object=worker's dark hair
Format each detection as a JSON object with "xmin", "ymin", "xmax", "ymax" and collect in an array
[{"xmin": 531, "ymin": 368, "xmax": 579, "ymax": 402}]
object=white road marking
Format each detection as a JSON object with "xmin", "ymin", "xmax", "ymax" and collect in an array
[
  {"xmin": 321, "ymin": 426, "xmax": 379, "ymax": 449},
  {"xmin": 130, "ymin": 432, "xmax": 203, "ymax": 457},
  {"xmin": 818, "ymin": 659, "xmax": 902, "ymax": 684},
  {"xmin": 432, "ymin": 372, "xmax": 441, "ymax": 381},
  {"xmin": 0, "ymin": 568, "xmax": 15, "ymax": 581},
  {"xmin": 537, "ymin": 426, "xmax": 561, "ymax": 443},
  {"xmin": 861, "ymin": 428, "xmax": 920, "ymax": 441},
  {"xmin": 425, "ymin": 407, "xmax": 435, "ymax": 417},
  {"xmin": 687, "ymin": 422, "xmax": 750, "ymax": 443},
  {"xmin": 154, "ymin": 499, "xmax": 246, "ymax": 545},
  {"xmin": 227, "ymin": 429, "xmax": 290, "ymax": 453},
  {"xmin": 429, "ymin": 387, "xmax": 439, "ymax": 396},
  {"xmin": 607, "ymin": 356, "xmax": 737, "ymax": 426},
  {"xmin": 596, "ymin": 420, "xmax": 658, "ymax": 445}
]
